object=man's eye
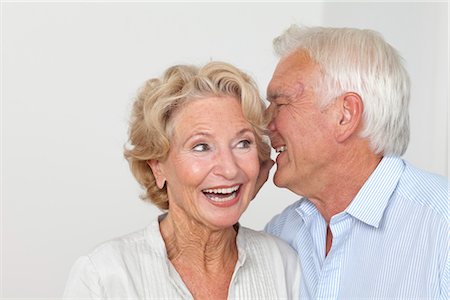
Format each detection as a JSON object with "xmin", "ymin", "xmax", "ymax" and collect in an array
[
  {"xmin": 237, "ymin": 140, "xmax": 252, "ymax": 149},
  {"xmin": 193, "ymin": 143, "xmax": 210, "ymax": 152}
]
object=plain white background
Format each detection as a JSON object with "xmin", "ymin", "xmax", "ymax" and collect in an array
[{"xmin": 1, "ymin": 1, "xmax": 448, "ymax": 298}]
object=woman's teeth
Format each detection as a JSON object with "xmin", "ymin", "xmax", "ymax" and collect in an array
[
  {"xmin": 207, "ymin": 192, "xmax": 237, "ymax": 202},
  {"xmin": 203, "ymin": 185, "xmax": 239, "ymax": 194},
  {"xmin": 202, "ymin": 185, "xmax": 240, "ymax": 202}
]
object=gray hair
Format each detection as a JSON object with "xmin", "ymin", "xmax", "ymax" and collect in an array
[{"xmin": 274, "ymin": 25, "xmax": 410, "ymax": 156}]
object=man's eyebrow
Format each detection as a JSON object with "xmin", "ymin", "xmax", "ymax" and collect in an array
[
  {"xmin": 268, "ymin": 82, "xmax": 305, "ymax": 102},
  {"xmin": 267, "ymin": 92, "xmax": 292, "ymax": 103},
  {"xmin": 267, "ymin": 92, "xmax": 281, "ymax": 102}
]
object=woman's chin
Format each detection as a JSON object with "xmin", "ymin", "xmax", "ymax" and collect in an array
[
  {"xmin": 201, "ymin": 210, "xmax": 243, "ymax": 230},
  {"xmin": 198, "ymin": 190, "xmax": 251, "ymax": 230}
]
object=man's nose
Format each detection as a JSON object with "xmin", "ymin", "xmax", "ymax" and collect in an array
[{"xmin": 265, "ymin": 103, "xmax": 277, "ymax": 133}]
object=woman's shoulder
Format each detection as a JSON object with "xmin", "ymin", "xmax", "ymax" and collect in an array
[
  {"xmin": 65, "ymin": 219, "xmax": 165, "ymax": 279},
  {"xmin": 63, "ymin": 219, "xmax": 167, "ymax": 298},
  {"xmin": 88, "ymin": 227, "xmax": 148, "ymax": 257},
  {"xmin": 87, "ymin": 219, "xmax": 165, "ymax": 262}
]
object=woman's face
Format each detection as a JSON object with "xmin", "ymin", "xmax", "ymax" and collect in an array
[{"xmin": 152, "ymin": 96, "xmax": 260, "ymax": 230}]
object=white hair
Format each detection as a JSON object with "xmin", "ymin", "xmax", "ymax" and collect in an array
[{"xmin": 274, "ymin": 25, "xmax": 410, "ymax": 156}]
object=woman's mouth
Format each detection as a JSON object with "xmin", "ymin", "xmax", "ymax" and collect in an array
[{"xmin": 202, "ymin": 185, "xmax": 241, "ymax": 205}]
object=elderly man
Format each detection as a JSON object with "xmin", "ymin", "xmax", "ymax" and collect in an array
[{"xmin": 264, "ymin": 25, "xmax": 449, "ymax": 299}]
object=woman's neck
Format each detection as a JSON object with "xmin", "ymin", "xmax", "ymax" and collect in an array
[
  {"xmin": 159, "ymin": 211, "xmax": 238, "ymax": 273},
  {"xmin": 159, "ymin": 211, "xmax": 238, "ymax": 300}
]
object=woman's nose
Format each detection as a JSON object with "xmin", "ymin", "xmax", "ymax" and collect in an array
[{"xmin": 213, "ymin": 149, "xmax": 239, "ymax": 179}]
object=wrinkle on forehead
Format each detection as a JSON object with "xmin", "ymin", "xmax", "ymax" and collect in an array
[
  {"xmin": 286, "ymin": 81, "xmax": 305, "ymax": 101},
  {"xmin": 267, "ymin": 73, "xmax": 305, "ymax": 103},
  {"xmin": 268, "ymin": 50, "xmax": 318, "ymax": 103}
]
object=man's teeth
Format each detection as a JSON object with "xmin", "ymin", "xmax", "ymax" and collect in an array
[
  {"xmin": 203, "ymin": 185, "xmax": 239, "ymax": 194},
  {"xmin": 276, "ymin": 146, "xmax": 287, "ymax": 153}
]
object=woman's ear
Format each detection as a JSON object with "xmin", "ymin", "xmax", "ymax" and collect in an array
[
  {"xmin": 335, "ymin": 92, "xmax": 363, "ymax": 143},
  {"xmin": 147, "ymin": 160, "xmax": 166, "ymax": 189}
]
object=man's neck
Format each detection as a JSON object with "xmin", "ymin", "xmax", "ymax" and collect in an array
[{"xmin": 308, "ymin": 150, "xmax": 382, "ymax": 224}]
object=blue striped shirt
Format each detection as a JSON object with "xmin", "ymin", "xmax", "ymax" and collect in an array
[{"xmin": 265, "ymin": 156, "xmax": 449, "ymax": 299}]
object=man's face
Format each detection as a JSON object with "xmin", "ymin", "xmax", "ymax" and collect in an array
[{"xmin": 266, "ymin": 50, "xmax": 337, "ymax": 197}]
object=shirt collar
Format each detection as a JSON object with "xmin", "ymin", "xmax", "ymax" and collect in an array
[
  {"xmin": 234, "ymin": 224, "xmax": 247, "ymax": 268},
  {"xmin": 345, "ymin": 156, "xmax": 405, "ymax": 228},
  {"xmin": 295, "ymin": 197, "xmax": 320, "ymax": 224}
]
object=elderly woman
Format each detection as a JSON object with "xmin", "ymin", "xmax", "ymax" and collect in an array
[{"xmin": 63, "ymin": 61, "xmax": 300, "ymax": 299}]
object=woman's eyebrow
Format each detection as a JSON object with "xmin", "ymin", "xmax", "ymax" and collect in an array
[{"xmin": 236, "ymin": 128, "xmax": 254, "ymax": 137}]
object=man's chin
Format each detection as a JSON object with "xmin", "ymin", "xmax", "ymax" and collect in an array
[{"xmin": 273, "ymin": 172, "xmax": 287, "ymax": 188}]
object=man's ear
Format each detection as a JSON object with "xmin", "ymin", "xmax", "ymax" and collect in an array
[
  {"xmin": 147, "ymin": 160, "xmax": 166, "ymax": 189},
  {"xmin": 335, "ymin": 92, "xmax": 363, "ymax": 143}
]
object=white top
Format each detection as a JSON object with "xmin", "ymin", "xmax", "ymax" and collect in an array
[{"xmin": 63, "ymin": 216, "xmax": 300, "ymax": 299}]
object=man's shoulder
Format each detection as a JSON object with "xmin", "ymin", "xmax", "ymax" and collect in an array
[
  {"xmin": 397, "ymin": 161, "xmax": 449, "ymax": 220},
  {"xmin": 264, "ymin": 199, "xmax": 304, "ymax": 236},
  {"xmin": 403, "ymin": 161, "xmax": 448, "ymax": 187},
  {"xmin": 238, "ymin": 226, "xmax": 299, "ymax": 268},
  {"xmin": 239, "ymin": 226, "xmax": 296, "ymax": 250}
]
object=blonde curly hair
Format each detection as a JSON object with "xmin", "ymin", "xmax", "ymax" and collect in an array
[{"xmin": 124, "ymin": 61, "xmax": 270, "ymax": 210}]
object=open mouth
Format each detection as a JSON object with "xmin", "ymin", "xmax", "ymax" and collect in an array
[
  {"xmin": 275, "ymin": 145, "xmax": 287, "ymax": 153},
  {"xmin": 202, "ymin": 185, "xmax": 240, "ymax": 202}
]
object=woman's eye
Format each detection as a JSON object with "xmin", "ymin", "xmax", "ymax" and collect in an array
[
  {"xmin": 237, "ymin": 140, "xmax": 251, "ymax": 149},
  {"xmin": 192, "ymin": 143, "xmax": 210, "ymax": 152}
]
